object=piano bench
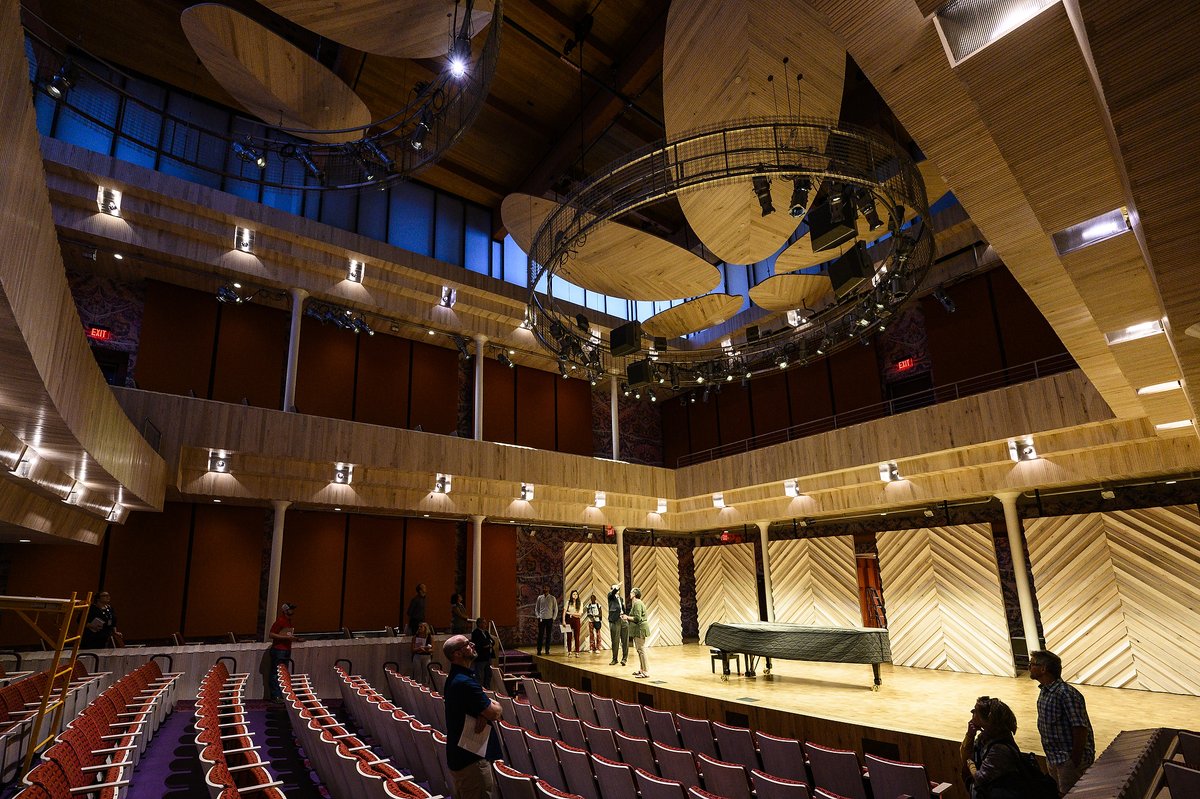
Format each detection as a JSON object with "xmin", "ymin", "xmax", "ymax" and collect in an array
[{"xmin": 710, "ymin": 650, "xmax": 740, "ymax": 676}]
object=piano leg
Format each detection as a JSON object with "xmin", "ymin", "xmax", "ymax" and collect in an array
[
  {"xmin": 745, "ymin": 654, "xmax": 756, "ymax": 678},
  {"xmin": 721, "ymin": 652, "xmax": 730, "ymax": 681},
  {"xmin": 764, "ymin": 657, "xmax": 772, "ymax": 676},
  {"xmin": 871, "ymin": 662, "xmax": 882, "ymax": 690}
]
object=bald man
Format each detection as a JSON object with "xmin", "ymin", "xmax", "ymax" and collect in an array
[{"xmin": 443, "ymin": 634, "xmax": 503, "ymax": 799}]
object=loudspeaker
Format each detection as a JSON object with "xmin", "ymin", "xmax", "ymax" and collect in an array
[
  {"xmin": 610, "ymin": 320, "xmax": 643, "ymax": 357},
  {"xmin": 808, "ymin": 195, "xmax": 857, "ymax": 252},
  {"xmin": 745, "ymin": 325, "xmax": 760, "ymax": 343},
  {"xmin": 829, "ymin": 241, "xmax": 874, "ymax": 298},
  {"xmin": 626, "ymin": 359, "xmax": 654, "ymax": 387}
]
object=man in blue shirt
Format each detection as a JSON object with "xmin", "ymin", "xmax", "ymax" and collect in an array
[
  {"xmin": 1030, "ymin": 649, "xmax": 1095, "ymax": 795},
  {"xmin": 443, "ymin": 634, "xmax": 503, "ymax": 799}
]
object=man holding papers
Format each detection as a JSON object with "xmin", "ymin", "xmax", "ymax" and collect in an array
[{"xmin": 443, "ymin": 634, "xmax": 503, "ymax": 798}]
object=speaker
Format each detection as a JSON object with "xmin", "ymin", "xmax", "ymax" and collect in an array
[
  {"xmin": 626, "ymin": 359, "xmax": 654, "ymax": 387},
  {"xmin": 808, "ymin": 195, "xmax": 857, "ymax": 252},
  {"xmin": 610, "ymin": 320, "xmax": 643, "ymax": 357},
  {"xmin": 829, "ymin": 241, "xmax": 874, "ymax": 298},
  {"xmin": 745, "ymin": 325, "xmax": 760, "ymax": 343}
]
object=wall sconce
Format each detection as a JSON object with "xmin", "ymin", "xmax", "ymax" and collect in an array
[
  {"xmin": 712, "ymin": 492, "xmax": 726, "ymax": 509},
  {"xmin": 234, "ymin": 226, "xmax": 254, "ymax": 252},
  {"xmin": 107, "ymin": 503, "xmax": 130, "ymax": 524},
  {"xmin": 347, "ymin": 259, "xmax": 365, "ymax": 283},
  {"xmin": 333, "ymin": 462, "xmax": 354, "ymax": 484},
  {"xmin": 440, "ymin": 286, "xmax": 457, "ymax": 308},
  {"xmin": 657, "ymin": 498, "xmax": 667, "ymax": 514},
  {"xmin": 879, "ymin": 462, "xmax": 901, "ymax": 482},
  {"xmin": 784, "ymin": 479, "xmax": 800, "ymax": 497},
  {"xmin": 208, "ymin": 451, "xmax": 231, "ymax": 473},
  {"xmin": 1007, "ymin": 436, "xmax": 1038, "ymax": 462},
  {"xmin": 96, "ymin": 186, "xmax": 121, "ymax": 216},
  {"xmin": 519, "ymin": 482, "xmax": 535, "ymax": 501},
  {"xmin": 594, "ymin": 490, "xmax": 606, "ymax": 508},
  {"xmin": 435, "ymin": 473, "xmax": 452, "ymax": 494}
]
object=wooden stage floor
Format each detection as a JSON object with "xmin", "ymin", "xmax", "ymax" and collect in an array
[{"xmin": 522, "ymin": 642, "xmax": 1199, "ymax": 761}]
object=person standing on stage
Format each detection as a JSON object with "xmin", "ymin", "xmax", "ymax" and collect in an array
[
  {"xmin": 627, "ymin": 587, "xmax": 650, "ymax": 678},
  {"xmin": 535, "ymin": 587, "xmax": 558, "ymax": 655},
  {"xmin": 1030, "ymin": 649, "xmax": 1095, "ymax": 795},
  {"xmin": 406, "ymin": 583, "xmax": 427, "ymax": 635},
  {"xmin": 563, "ymin": 589, "xmax": 583, "ymax": 656},
  {"xmin": 607, "ymin": 583, "xmax": 628, "ymax": 666},
  {"xmin": 443, "ymin": 635, "xmax": 503, "ymax": 799},
  {"xmin": 584, "ymin": 592, "xmax": 603, "ymax": 654}
]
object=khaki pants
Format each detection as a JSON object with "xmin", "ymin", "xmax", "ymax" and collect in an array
[
  {"xmin": 634, "ymin": 636, "xmax": 648, "ymax": 673},
  {"xmin": 451, "ymin": 758, "xmax": 496, "ymax": 799}
]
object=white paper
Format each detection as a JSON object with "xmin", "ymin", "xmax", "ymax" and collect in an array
[{"xmin": 457, "ymin": 715, "xmax": 492, "ymax": 757}]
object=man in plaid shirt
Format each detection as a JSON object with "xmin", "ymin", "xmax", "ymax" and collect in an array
[{"xmin": 1030, "ymin": 649, "xmax": 1095, "ymax": 795}]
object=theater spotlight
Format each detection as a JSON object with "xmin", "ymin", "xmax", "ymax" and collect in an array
[
  {"xmin": 232, "ymin": 140, "xmax": 267, "ymax": 169},
  {"xmin": 752, "ymin": 174, "xmax": 774, "ymax": 216},
  {"xmin": 45, "ymin": 62, "xmax": 77, "ymax": 100},
  {"xmin": 788, "ymin": 175, "xmax": 811, "ymax": 217}
]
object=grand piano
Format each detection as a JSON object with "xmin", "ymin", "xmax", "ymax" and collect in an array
[{"xmin": 705, "ymin": 622, "xmax": 892, "ymax": 688}]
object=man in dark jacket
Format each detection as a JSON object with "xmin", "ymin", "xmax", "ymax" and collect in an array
[{"xmin": 607, "ymin": 583, "xmax": 628, "ymax": 666}]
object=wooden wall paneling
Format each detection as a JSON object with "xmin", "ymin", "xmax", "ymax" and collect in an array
[
  {"xmin": 749, "ymin": 371, "xmax": 790, "ymax": 437},
  {"xmin": 482, "ymin": 355, "xmax": 516, "ymax": 444},
  {"xmin": 515, "ymin": 366, "xmax": 557, "ymax": 451},
  {"xmin": 693, "ymin": 543, "xmax": 758, "ymax": 640},
  {"xmin": 687, "ymin": 394, "xmax": 719, "ymax": 454},
  {"xmin": 0, "ymin": 542, "xmax": 100, "ymax": 646},
  {"xmin": 104, "ymin": 501, "xmax": 190, "ymax": 642},
  {"xmin": 631, "ymin": 545, "xmax": 683, "ymax": 647},
  {"xmin": 786, "ymin": 361, "xmax": 833, "ymax": 426},
  {"xmin": 294, "ymin": 316, "xmax": 356, "ymax": 420},
  {"xmin": 828, "ymin": 340, "xmax": 884, "ymax": 415},
  {"xmin": 403, "ymin": 517, "xmax": 458, "ymax": 630},
  {"xmin": 279, "ymin": 511, "xmax": 347, "ymax": 632},
  {"xmin": 342, "ymin": 514, "xmax": 405, "ymax": 630},
  {"xmin": 555, "ymin": 377, "xmax": 594, "ymax": 456},
  {"xmin": 136, "ymin": 280, "xmax": 218, "ymax": 396},
  {"xmin": 408, "ymin": 340, "xmax": 459, "ymax": 435},
  {"xmin": 716, "ymin": 382, "xmax": 753, "ymax": 444},
  {"xmin": 767, "ymin": 537, "xmax": 860, "ymax": 627},
  {"xmin": 469, "ymin": 523, "xmax": 518, "ymax": 627},
  {"xmin": 210, "ymin": 302, "xmax": 288, "ymax": 408},
  {"xmin": 562, "ymin": 542, "xmax": 618, "ymax": 651},
  {"xmin": 877, "ymin": 525, "xmax": 1015, "ymax": 677},
  {"xmin": 185, "ymin": 504, "xmax": 267, "ymax": 638},
  {"xmin": 354, "ymin": 332, "xmax": 411, "ymax": 428},
  {"xmin": 1025, "ymin": 507, "xmax": 1200, "ymax": 695},
  {"xmin": 660, "ymin": 395, "xmax": 690, "ymax": 467}
]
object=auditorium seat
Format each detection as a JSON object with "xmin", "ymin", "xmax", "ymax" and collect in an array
[
  {"xmin": 532, "ymin": 705, "xmax": 560, "ymax": 739},
  {"xmin": 712, "ymin": 721, "xmax": 761, "ymax": 771},
  {"xmin": 677, "ymin": 713, "xmax": 719, "ymax": 759},
  {"xmin": 496, "ymin": 692, "xmax": 517, "ymax": 722},
  {"xmin": 551, "ymin": 684, "xmax": 575, "ymax": 717},
  {"xmin": 514, "ymin": 697, "xmax": 538, "ymax": 731},
  {"xmin": 863, "ymin": 753, "xmax": 951, "ymax": 799},
  {"xmin": 556, "ymin": 739, "xmax": 601, "ymax": 799},
  {"xmin": 590, "ymin": 752, "xmax": 638, "ymax": 799},
  {"xmin": 754, "ymin": 731, "xmax": 807, "ymax": 782},
  {"xmin": 804, "ymin": 742, "xmax": 868, "ymax": 799},
  {"xmin": 582, "ymin": 721, "xmax": 620, "ymax": 761},
  {"xmin": 697, "ymin": 752, "xmax": 753, "ymax": 799},
  {"xmin": 813, "ymin": 789, "xmax": 855, "ymax": 799},
  {"xmin": 654, "ymin": 741, "xmax": 703, "ymax": 790},
  {"xmin": 644, "ymin": 706, "xmax": 682, "ymax": 747},
  {"xmin": 591, "ymin": 696, "xmax": 620, "ymax": 732},
  {"xmin": 614, "ymin": 729, "xmax": 658, "ymax": 776},
  {"xmin": 1179, "ymin": 730, "xmax": 1200, "ymax": 768},
  {"xmin": 535, "ymin": 778, "xmax": 585, "ymax": 799},
  {"xmin": 526, "ymin": 729, "xmax": 568, "ymax": 791},
  {"xmin": 556, "ymin": 714, "xmax": 587, "ymax": 750},
  {"xmin": 533, "ymin": 680, "xmax": 556, "ymax": 711},
  {"xmin": 521, "ymin": 677, "xmax": 538, "ymax": 704},
  {"xmin": 491, "ymin": 666, "xmax": 513, "ymax": 697},
  {"xmin": 752, "ymin": 768, "xmax": 813, "ymax": 799},
  {"xmin": 499, "ymin": 720, "xmax": 536, "ymax": 775},
  {"xmin": 615, "ymin": 699, "xmax": 649, "ymax": 739},
  {"xmin": 568, "ymin": 688, "xmax": 598, "ymax": 726},
  {"xmin": 1164, "ymin": 760, "xmax": 1200, "ymax": 797},
  {"xmin": 686, "ymin": 786, "xmax": 728, "ymax": 799},
  {"xmin": 635, "ymin": 767, "xmax": 688, "ymax": 799},
  {"xmin": 495, "ymin": 760, "xmax": 539, "ymax": 799}
]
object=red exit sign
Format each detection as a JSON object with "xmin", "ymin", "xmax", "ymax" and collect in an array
[
  {"xmin": 895, "ymin": 357, "xmax": 915, "ymax": 371},
  {"xmin": 86, "ymin": 326, "xmax": 112, "ymax": 342}
]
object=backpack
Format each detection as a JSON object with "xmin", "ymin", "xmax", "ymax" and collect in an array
[{"xmin": 977, "ymin": 740, "xmax": 1058, "ymax": 799}]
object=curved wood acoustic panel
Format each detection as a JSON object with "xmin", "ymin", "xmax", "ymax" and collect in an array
[
  {"xmin": 181, "ymin": 4, "xmax": 373, "ymax": 143},
  {"xmin": 748, "ymin": 273, "xmax": 832, "ymax": 312},
  {"xmin": 501, "ymin": 193, "xmax": 558, "ymax": 254},
  {"xmin": 641, "ymin": 294, "xmax": 745, "ymax": 338},
  {"xmin": 258, "ymin": 0, "xmax": 494, "ymax": 59},
  {"xmin": 663, "ymin": 0, "xmax": 846, "ymax": 265}
]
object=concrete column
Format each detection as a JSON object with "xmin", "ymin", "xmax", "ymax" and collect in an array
[
  {"xmin": 470, "ymin": 515, "xmax": 485, "ymax": 617},
  {"xmin": 615, "ymin": 525, "xmax": 626, "ymax": 588},
  {"xmin": 997, "ymin": 492, "xmax": 1041, "ymax": 652},
  {"xmin": 757, "ymin": 521, "xmax": 775, "ymax": 622},
  {"xmin": 473, "ymin": 335, "xmax": 487, "ymax": 441},
  {"xmin": 282, "ymin": 288, "xmax": 308, "ymax": 412},
  {"xmin": 610, "ymin": 377, "xmax": 620, "ymax": 460},
  {"xmin": 264, "ymin": 500, "xmax": 291, "ymax": 641}
]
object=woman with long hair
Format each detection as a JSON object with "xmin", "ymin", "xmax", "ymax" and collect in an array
[
  {"xmin": 411, "ymin": 622, "xmax": 433, "ymax": 684},
  {"xmin": 961, "ymin": 695, "xmax": 1025, "ymax": 799},
  {"xmin": 562, "ymin": 589, "xmax": 583, "ymax": 656}
]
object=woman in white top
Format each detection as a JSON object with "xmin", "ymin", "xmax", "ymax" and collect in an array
[{"xmin": 584, "ymin": 593, "xmax": 604, "ymax": 654}]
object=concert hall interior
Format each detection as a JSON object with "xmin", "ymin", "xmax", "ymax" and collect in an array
[{"xmin": 1, "ymin": 0, "xmax": 1199, "ymax": 797}]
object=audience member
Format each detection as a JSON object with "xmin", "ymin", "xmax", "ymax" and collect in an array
[
  {"xmin": 607, "ymin": 583, "xmax": 628, "ymax": 666},
  {"xmin": 627, "ymin": 587, "xmax": 650, "ymax": 677},
  {"xmin": 584, "ymin": 592, "xmax": 603, "ymax": 654},
  {"xmin": 961, "ymin": 695, "xmax": 1023, "ymax": 798},
  {"xmin": 411, "ymin": 621, "xmax": 434, "ymax": 684},
  {"xmin": 535, "ymin": 587, "xmax": 558, "ymax": 656},
  {"xmin": 406, "ymin": 583, "xmax": 427, "ymax": 635},
  {"xmin": 471, "ymin": 617, "xmax": 496, "ymax": 688},
  {"xmin": 1030, "ymin": 649, "xmax": 1095, "ymax": 795},
  {"xmin": 443, "ymin": 635, "xmax": 503, "ymax": 799},
  {"xmin": 563, "ymin": 589, "xmax": 583, "ymax": 656},
  {"xmin": 451, "ymin": 592, "xmax": 471, "ymax": 635},
  {"xmin": 268, "ymin": 601, "xmax": 298, "ymax": 701},
  {"xmin": 81, "ymin": 590, "xmax": 120, "ymax": 649}
]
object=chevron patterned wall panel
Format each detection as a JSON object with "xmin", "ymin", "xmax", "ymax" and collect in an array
[
  {"xmin": 631, "ymin": 545, "xmax": 683, "ymax": 647},
  {"xmin": 563, "ymin": 542, "xmax": 619, "ymax": 650},
  {"xmin": 694, "ymin": 543, "xmax": 759, "ymax": 641},
  {"xmin": 1024, "ymin": 506, "xmax": 1200, "ymax": 695},
  {"xmin": 768, "ymin": 537, "xmax": 860, "ymax": 627},
  {"xmin": 877, "ymin": 525, "xmax": 1015, "ymax": 677}
]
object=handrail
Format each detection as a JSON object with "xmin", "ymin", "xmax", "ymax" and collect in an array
[
  {"xmin": 489, "ymin": 620, "xmax": 506, "ymax": 671},
  {"xmin": 676, "ymin": 351, "xmax": 1078, "ymax": 466}
]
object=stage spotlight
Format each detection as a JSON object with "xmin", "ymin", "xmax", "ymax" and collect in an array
[
  {"xmin": 361, "ymin": 140, "xmax": 395, "ymax": 174},
  {"xmin": 859, "ymin": 192, "xmax": 883, "ymax": 230},
  {"xmin": 559, "ymin": 360, "xmax": 570, "ymax": 379},
  {"xmin": 232, "ymin": 140, "xmax": 267, "ymax": 169},
  {"xmin": 575, "ymin": 313, "xmax": 589, "ymax": 331},
  {"xmin": 216, "ymin": 283, "xmax": 242, "ymax": 304},
  {"xmin": 498, "ymin": 352, "xmax": 514, "ymax": 369},
  {"xmin": 752, "ymin": 174, "xmax": 774, "ymax": 216},
  {"xmin": 448, "ymin": 34, "xmax": 471, "ymax": 78},
  {"xmin": 410, "ymin": 116, "xmax": 431, "ymax": 151},
  {"xmin": 295, "ymin": 148, "xmax": 325, "ymax": 183},
  {"xmin": 933, "ymin": 287, "xmax": 956, "ymax": 313},
  {"xmin": 788, "ymin": 176, "xmax": 811, "ymax": 217},
  {"xmin": 45, "ymin": 62, "xmax": 77, "ymax": 100},
  {"xmin": 454, "ymin": 336, "xmax": 471, "ymax": 359}
]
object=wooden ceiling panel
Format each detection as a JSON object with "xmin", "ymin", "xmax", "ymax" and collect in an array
[
  {"xmin": 641, "ymin": 294, "xmax": 745, "ymax": 338},
  {"xmin": 748, "ymin": 274, "xmax": 833, "ymax": 312}
]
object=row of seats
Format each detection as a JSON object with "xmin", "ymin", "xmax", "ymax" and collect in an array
[
  {"xmin": 1162, "ymin": 730, "xmax": 1200, "ymax": 797},
  {"xmin": 15, "ymin": 660, "xmax": 180, "ymax": 799},
  {"xmin": 196, "ymin": 660, "xmax": 286, "ymax": 798},
  {"xmin": 1, "ymin": 661, "xmax": 110, "ymax": 783},
  {"xmin": 506, "ymin": 674, "xmax": 950, "ymax": 799},
  {"xmin": 384, "ymin": 667, "xmax": 448, "ymax": 735},
  {"xmin": 277, "ymin": 664, "xmax": 436, "ymax": 799}
]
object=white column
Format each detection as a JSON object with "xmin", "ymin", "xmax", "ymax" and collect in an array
[
  {"xmin": 610, "ymin": 377, "xmax": 620, "ymax": 460},
  {"xmin": 282, "ymin": 288, "xmax": 308, "ymax": 412},
  {"xmin": 615, "ymin": 525, "xmax": 626, "ymax": 587},
  {"xmin": 757, "ymin": 521, "xmax": 775, "ymax": 622},
  {"xmin": 264, "ymin": 500, "xmax": 290, "ymax": 641},
  {"xmin": 473, "ymin": 334, "xmax": 487, "ymax": 441},
  {"xmin": 997, "ymin": 492, "xmax": 1040, "ymax": 652},
  {"xmin": 470, "ymin": 515, "xmax": 485, "ymax": 617}
]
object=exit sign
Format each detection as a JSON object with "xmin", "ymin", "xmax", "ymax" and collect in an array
[
  {"xmin": 86, "ymin": 326, "xmax": 113, "ymax": 342},
  {"xmin": 896, "ymin": 357, "xmax": 914, "ymax": 371}
]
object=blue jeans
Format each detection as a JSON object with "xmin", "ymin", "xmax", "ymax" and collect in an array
[{"xmin": 269, "ymin": 648, "xmax": 290, "ymax": 699}]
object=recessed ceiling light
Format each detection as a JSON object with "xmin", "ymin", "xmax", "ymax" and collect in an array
[
  {"xmin": 19, "ymin": 538, "xmax": 31, "ymax": 543},
  {"xmin": 1155, "ymin": 419, "xmax": 1194, "ymax": 431},
  {"xmin": 213, "ymin": 499, "xmax": 222, "ymax": 503},
  {"xmin": 423, "ymin": 513, "xmax": 430, "ymax": 517},
  {"xmin": 1136, "ymin": 380, "xmax": 1182, "ymax": 395},
  {"xmin": 113, "ymin": 253, "xmax": 123, "ymax": 260},
  {"xmin": 334, "ymin": 507, "xmax": 342, "ymax": 511},
  {"xmin": 1105, "ymin": 320, "xmax": 1164, "ymax": 346}
]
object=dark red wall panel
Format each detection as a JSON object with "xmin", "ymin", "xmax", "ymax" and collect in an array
[
  {"xmin": 343, "ymin": 515, "xmax": 405, "ymax": 630},
  {"xmin": 923, "ymin": 273, "xmax": 1004, "ymax": 385},
  {"xmin": 988, "ymin": 268, "xmax": 1068, "ymax": 365},
  {"xmin": 787, "ymin": 361, "xmax": 834, "ymax": 426},
  {"xmin": 829, "ymin": 341, "xmax": 884, "ymax": 414},
  {"xmin": 516, "ymin": 367, "xmax": 557, "ymax": 451},
  {"xmin": 469, "ymin": 524, "xmax": 518, "ymax": 626},
  {"xmin": 185, "ymin": 505, "xmax": 266, "ymax": 638},
  {"xmin": 556, "ymin": 378, "xmax": 594, "ymax": 456},
  {"xmin": 403, "ymin": 518, "xmax": 459, "ymax": 630},
  {"xmin": 355, "ymin": 333, "xmax": 411, "ymax": 428},
  {"xmin": 0, "ymin": 542, "xmax": 99, "ymax": 646},
  {"xmin": 211, "ymin": 303, "xmax": 288, "ymax": 408},
  {"xmin": 750, "ymin": 372, "xmax": 790, "ymax": 437},
  {"xmin": 716, "ymin": 382, "xmax": 753, "ymax": 445},
  {"xmin": 294, "ymin": 317, "xmax": 356, "ymax": 420},
  {"xmin": 409, "ymin": 340, "xmax": 460, "ymax": 434},
  {"xmin": 105, "ymin": 502, "xmax": 189, "ymax": 642},
  {"xmin": 278, "ymin": 511, "xmax": 346, "ymax": 633},
  {"xmin": 137, "ymin": 280, "xmax": 217, "ymax": 397},
  {"xmin": 660, "ymin": 396, "xmax": 690, "ymax": 467},
  {"xmin": 482, "ymin": 357, "xmax": 516, "ymax": 444},
  {"xmin": 688, "ymin": 394, "xmax": 719, "ymax": 454}
]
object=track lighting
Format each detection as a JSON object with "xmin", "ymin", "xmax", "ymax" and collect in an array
[
  {"xmin": 45, "ymin": 62, "xmax": 77, "ymax": 100},
  {"xmin": 232, "ymin": 140, "xmax": 266, "ymax": 169},
  {"xmin": 788, "ymin": 175, "xmax": 810, "ymax": 217},
  {"xmin": 752, "ymin": 173, "xmax": 774, "ymax": 216},
  {"xmin": 498, "ymin": 352, "xmax": 514, "ymax": 369}
]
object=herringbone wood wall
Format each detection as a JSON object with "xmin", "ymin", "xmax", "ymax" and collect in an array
[
  {"xmin": 631, "ymin": 545, "xmax": 683, "ymax": 647},
  {"xmin": 694, "ymin": 543, "xmax": 759, "ymax": 641},
  {"xmin": 767, "ymin": 537, "xmax": 860, "ymax": 627},
  {"xmin": 877, "ymin": 525, "xmax": 1015, "ymax": 677},
  {"xmin": 563, "ymin": 542, "xmax": 619, "ymax": 650},
  {"xmin": 1024, "ymin": 506, "xmax": 1200, "ymax": 695}
]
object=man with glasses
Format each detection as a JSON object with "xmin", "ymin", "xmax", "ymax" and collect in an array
[
  {"xmin": 1029, "ymin": 650, "xmax": 1094, "ymax": 795},
  {"xmin": 443, "ymin": 634, "xmax": 503, "ymax": 799}
]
